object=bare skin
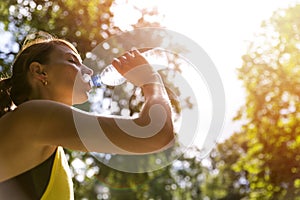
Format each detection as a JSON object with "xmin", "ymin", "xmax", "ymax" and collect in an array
[{"xmin": 0, "ymin": 46, "xmax": 174, "ymax": 182}]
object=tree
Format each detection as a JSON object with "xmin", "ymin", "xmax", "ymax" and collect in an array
[
  {"xmin": 200, "ymin": 132, "xmax": 249, "ymax": 200},
  {"xmin": 233, "ymin": 4, "xmax": 300, "ymax": 199},
  {"xmin": 0, "ymin": 0, "xmax": 117, "ymax": 73}
]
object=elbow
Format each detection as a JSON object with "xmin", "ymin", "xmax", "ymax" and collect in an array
[
  {"xmin": 151, "ymin": 104, "xmax": 176, "ymax": 152},
  {"xmin": 123, "ymin": 98, "xmax": 176, "ymax": 154},
  {"xmin": 152, "ymin": 118, "xmax": 175, "ymax": 153},
  {"xmin": 164, "ymin": 120, "xmax": 176, "ymax": 148},
  {"xmin": 137, "ymin": 115, "xmax": 175, "ymax": 154}
]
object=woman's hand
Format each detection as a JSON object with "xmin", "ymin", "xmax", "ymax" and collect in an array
[
  {"xmin": 112, "ymin": 49, "xmax": 149, "ymax": 75},
  {"xmin": 112, "ymin": 49, "xmax": 161, "ymax": 87}
]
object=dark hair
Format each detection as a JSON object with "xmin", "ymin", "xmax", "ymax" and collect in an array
[
  {"xmin": 0, "ymin": 77, "xmax": 13, "ymax": 117},
  {"xmin": 0, "ymin": 31, "xmax": 78, "ymax": 117}
]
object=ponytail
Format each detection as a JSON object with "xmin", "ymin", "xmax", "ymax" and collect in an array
[{"xmin": 0, "ymin": 77, "xmax": 13, "ymax": 117}]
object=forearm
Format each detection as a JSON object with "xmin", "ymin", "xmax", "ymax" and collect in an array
[
  {"xmin": 137, "ymin": 82, "xmax": 174, "ymax": 148},
  {"xmin": 138, "ymin": 82, "xmax": 172, "ymax": 125},
  {"xmin": 97, "ymin": 82, "xmax": 175, "ymax": 154}
]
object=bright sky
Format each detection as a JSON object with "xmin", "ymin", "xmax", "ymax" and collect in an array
[
  {"xmin": 113, "ymin": 0, "xmax": 300, "ymax": 143},
  {"xmin": 162, "ymin": 0, "xmax": 300, "ymax": 142}
]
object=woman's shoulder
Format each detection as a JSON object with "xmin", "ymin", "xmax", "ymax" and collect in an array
[
  {"xmin": 0, "ymin": 99, "xmax": 90, "ymax": 152},
  {"xmin": 2, "ymin": 100, "xmax": 71, "ymax": 122},
  {"xmin": 17, "ymin": 99, "xmax": 70, "ymax": 110},
  {"xmin": 0, "ymin": 100, "xmax": 65, "ymax": 125},
  {"xmin": 0, "ymin": 100, "xmax": 73, "ymax": 146},
  {"xmin": 0, "ymin": 100, "xmax": 57, "ymax": 182}
]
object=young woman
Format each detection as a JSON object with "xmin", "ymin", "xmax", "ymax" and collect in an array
[{"xmin": 0, "ymin": 33, "xmax": 174, "ymax": 199}]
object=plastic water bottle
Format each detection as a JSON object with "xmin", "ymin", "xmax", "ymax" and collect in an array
[
  {"xmin": 97, "ymin": 64, "xmax": 126, "ymax": 86},
  {"xmin": 91, "ymin": 48, "xmax": 167, "ymax": 87}
]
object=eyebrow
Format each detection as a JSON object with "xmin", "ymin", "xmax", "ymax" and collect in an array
[{"xmin": 65, "ymin": 52, "xmax": 82, "ymax": 63}]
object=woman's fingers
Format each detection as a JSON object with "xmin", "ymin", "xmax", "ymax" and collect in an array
[
  {"xmin": 112, "ymin": 49, "xmax": 149, "ymax": 75},
  {"xmin": 132, "ymin": 49, "xmax": 139, "ymax": 54},
  {"xmin": 112, "ymin": 58, "xmax": 121, "ymax": 68},
  {"xmin": 130, "ymin": 49, "xmax": 140, "ymax": 57},
  {"xmin": 119, "ymin": 55, "xmax": 128, "ymax": 63},
  {"xmin": 124, "ymin": 51, "xmax": 135, "ymax": 59}
]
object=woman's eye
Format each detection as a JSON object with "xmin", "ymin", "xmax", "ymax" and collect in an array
[{"xmin": 68, "ymin": 60, "xmax": 77, "ymax": 64}]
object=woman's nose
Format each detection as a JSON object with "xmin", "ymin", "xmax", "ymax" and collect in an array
[{"xmin": 81, "ymin": 64, "xmax": 93, "ymax": 76}]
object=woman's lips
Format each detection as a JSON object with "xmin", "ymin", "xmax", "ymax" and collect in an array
[{"xmin": 82, "ymin": 74, "xmax": 93, "ymax": 87}]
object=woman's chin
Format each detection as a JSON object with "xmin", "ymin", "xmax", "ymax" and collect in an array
[{"xmin": 72, "ymin": 93, "xmax": 89, "ymax": 105}]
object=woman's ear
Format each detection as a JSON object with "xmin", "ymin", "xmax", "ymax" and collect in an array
[{"xmin": 28, "ymin": 62, "xmax": 47, "ymax": 81}]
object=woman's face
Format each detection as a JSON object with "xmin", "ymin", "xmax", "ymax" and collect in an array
[{"xmin": 45, "ymin": 44, "xmax": 93, "ymax": 105}]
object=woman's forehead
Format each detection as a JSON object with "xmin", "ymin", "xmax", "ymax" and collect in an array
[{"xmin": 52, "ymin": 44, "xmax": 81, "ymax": 61}]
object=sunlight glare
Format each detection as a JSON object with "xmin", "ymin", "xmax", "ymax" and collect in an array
[{"xmin": 110, "ymin": 0, "xmax": 300, "ymax": 144}]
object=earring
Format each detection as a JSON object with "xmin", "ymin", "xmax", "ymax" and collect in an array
[
  {"xmin": 41, "ymin": 71, "xmax": 48, "ymax": 86},
  {"xmin": 42, "ymin": 80, "xmax": 48, "ymax": 86}
]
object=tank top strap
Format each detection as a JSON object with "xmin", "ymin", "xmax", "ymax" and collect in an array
[{"xmin": 41, "ymin": 146, "xmax": 74, "ymax": 200}]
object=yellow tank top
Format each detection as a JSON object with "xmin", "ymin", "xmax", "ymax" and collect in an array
[{"xmin": 41, "ymin": 147, "xmax": 74, "ymax": 200}]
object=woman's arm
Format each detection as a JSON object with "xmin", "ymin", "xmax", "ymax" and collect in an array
[{"xmin": 4, "ymin": 81, "xmax": 174, "ymax": 154}]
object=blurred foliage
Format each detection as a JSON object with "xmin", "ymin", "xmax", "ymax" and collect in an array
[
  {"xmin": 3, "ymin": 0, "xmax": 300, "ymax": 200},
  {"xmin": 0, "ymin": 0, "xmax": 115, "ymax": 73},
  {"xmin": 233, "ymin": 4, "xmax": 300, "ymax": 200},
  {"xmin": 200, "ymin": 133, "xmax": 249, "ymax": 200}
]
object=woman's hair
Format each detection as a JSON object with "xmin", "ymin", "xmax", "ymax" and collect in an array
[{"xmin": 0, "ymin": 31, "xmax": 78, "ymax": 117}]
